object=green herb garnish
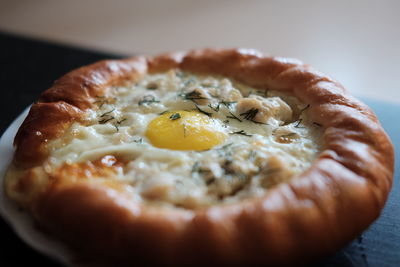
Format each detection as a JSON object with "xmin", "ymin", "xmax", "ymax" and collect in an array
[
  {"xmin": 100, "ymin": 108, "xmax": 115, "ymax": 117},
  {"xmin": 227, "ymin": 111, "xmax": 242, "ymax": 122},
  {"xmin": 195, "ymin": 105, "xmax": 212, "ymax": 117},
  {"xmin": 98, "ymin": 116, "xmax": 115, "ymax": 124},
  {"xmin": 117, "ymin": 118, "xmax": 127, "ymax": 124},
  {"xmin": 93, "ymin": 96, "xmax": 115, "ymax": 108},
  {"xmin": 113, "ymin": 118, "xmax": 127, "ymax": 132},
  {"xmin": 220, "ymin": 100, "xmax": 237, "ymax": 109},
  {"xmin": 208, "ymin": 103, "xmax": 220, "ymax": 112},
  {"xmin": 300, "ymin": 104, "xmax": 310, "ymax": 113},
  {"xmin": 159, "ymin": 110, "xmax": 169, "ymax": 115},
  {"xmin": 294, "ymin": 119, "xmax": 304, "ymax": 128},
  {"xmin": 133, "ymin": 138, "xmax": 143, "ymax": 143},
  {"xmin": 230, "ymin": 130, "xmax": 252, "ymax": 137},
  {"xmin": 191, "ymin": 162, "xmax": 212, "ymax": 174},
  {"xmin": 240, "ymin": 108, "xmax": 258, "ymax": 121},
  {"xmin": 138, "ymin": 95, "xmax": 160, "ymax": 106},
  {"xmin": 239, "ymin": 108, "xmax": 268, "ymax": 125},
  {"xmin": 169, "ymin": 113, "xmax": 181, "ymax": 120},
  {"xmin": 181, "ymin": 90, "xmax": 209, "ymax": 102}
]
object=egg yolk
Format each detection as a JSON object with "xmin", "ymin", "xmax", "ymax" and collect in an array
[{"xmin": 146, "ymin": 111, "xmax": 226, "ymax": 151}]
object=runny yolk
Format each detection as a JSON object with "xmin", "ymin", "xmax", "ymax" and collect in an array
[{"xmin": 146, "ymin": 111, "xmax": 226, "ymax": 151}]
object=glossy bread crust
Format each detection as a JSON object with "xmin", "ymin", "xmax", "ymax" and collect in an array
[{"xmin": 9, "ymin": 49, "xmax": 394, "ymax": 265}]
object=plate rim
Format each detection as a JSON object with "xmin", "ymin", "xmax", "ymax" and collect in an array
[{"xmin": 0, "ymin": 107, "xmax": 75, "ymax": 266}]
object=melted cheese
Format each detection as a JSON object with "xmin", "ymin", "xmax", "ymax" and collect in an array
[{"xmin": 44, "ymin": 70, "xmax": 323, "ymax": 208}]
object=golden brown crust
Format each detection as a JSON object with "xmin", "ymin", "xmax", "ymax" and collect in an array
[
  {"xmin": 8, "ymin": 49, "xmax": 394, "ymax": 265},
  {"xmin": 13, "ymin": 57, "xmax": 148, "ymax": 168},
  {"xmin": 13, "ymin": 101, "xmax": 84, "ymax": 168}
]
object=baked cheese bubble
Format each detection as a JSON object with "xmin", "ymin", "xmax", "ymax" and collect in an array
[{"xmin": 146, "ymin": 111, "xmax": 226, "ymax": 151}]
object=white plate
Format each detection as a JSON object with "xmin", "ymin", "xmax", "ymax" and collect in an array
[{"xmin": 0, "ymin": 107, "xmax": 76, "ymax": 266}]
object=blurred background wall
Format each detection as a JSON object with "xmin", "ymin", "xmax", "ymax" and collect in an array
[{"xmin": 0, "ymin": 0, "xmax": 399, "ymax": 103}]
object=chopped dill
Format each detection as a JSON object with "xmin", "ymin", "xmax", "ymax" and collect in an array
[
  {"xmin": 117, "ymin": 118, "xmax": 127, "ymax": 124},
  {"xmin": 93, "ymin": 96, "xmax": 116, "ymax": 108},
  {"xmin": 133, "ymin": 138, "xmax": 143, "ymax": 144},
  {"xmin": 138, "ymin": 95, "xmax": 160, "ymax": 106},
  {"xmin": 220, "ymin": 143, "xmax": 234, "ymax": 150},
  {"xmin": 113, "ymin": 118, "xmax": 127, "ymax": 132},
  {"xmin": 220, "ymin": 100, "xmax": 237, "ymax": 109},
  {"xmin": 239, "ymin": 108, "xmax": 268, "ymax": 125},
  {"xmin": 98, "ymin": 108, "xmax": 119, "ymax": 125},
  {"xmin": 169, "ymin": 113, "xmax": 181, "ymax": 120},
  {"xmin": 181, "ymin": 90, "xmax": 209, "ymax": 102},
  {"xmin": 93, "ymin": 100, "xmax": 106, "ymax": 108},
  {"xmin": 251, "ymin": 120, "xmax": 268, "ymax": 125},
  {"xmin": 208, "ymin": 103, "xmax": 220, "ymax": 112},
  {"xmin": 300, "ymin": 104, "xmax": 310, "ymax": 113},
  {"xmin": 240, "ymin": 108, "xmax": 258, "ymax": 121},
  {"xmin": 227, "ymin": 111, "xmax": 242, "ymax": 122},
  {"xmin": 230, "ymin": 130, "xmax": 252, "ymax": 137},
  {"xmin": 191, "ymin": 162, "xmax": 212, "ymax": 175},
  {"xmin": 294, "ymin": 119, "xmax": 304, "ymax": 128},
  {"xmin": 100, "ymin": 108, "xmax": 115, "ymax": 117},
  {"xmin": 195, "ymin": 104, "xmax": 212, "ymax": 117},
  {"xmin": 98, "ymin": 116, "xmax": 115, "ymax": 124},
  {"xmin": 159, "ymin": 110, "xmax": 169, "ymax": 115}
]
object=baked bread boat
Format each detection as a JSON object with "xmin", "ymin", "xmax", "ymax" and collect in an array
[{"xmin": 4, "ymin": 49, "xmax": 394, "ymax": 265}]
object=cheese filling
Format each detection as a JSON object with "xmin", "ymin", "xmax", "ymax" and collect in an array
[{"xmin": 42, "ymin": 70, "xmax": 323, "ymax": 208}]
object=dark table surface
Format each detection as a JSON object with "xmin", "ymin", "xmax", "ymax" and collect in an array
[{"xmin": 0, "ymin": 32, "xmax": 398, "ymax": 266}]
